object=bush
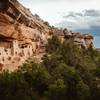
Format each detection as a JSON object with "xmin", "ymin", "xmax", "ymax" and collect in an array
[{"xmin": 0, "ymin": 35, "xmax": 100, "ymax": 100}]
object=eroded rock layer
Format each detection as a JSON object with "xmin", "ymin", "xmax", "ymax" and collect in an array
[{"xmin": 0, "ymin": 0, "xmax": 94, "ymax": 71}]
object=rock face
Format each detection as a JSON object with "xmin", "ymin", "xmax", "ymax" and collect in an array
[
  {"xmin": 0, "ymin": 0, "xmax": 94, "ymax": 71},
  {"xmin": 53, "ymin": 28, "xmax": 93, "ymax": 49},
  {"xmin": 96, "ymin": 48, "xmax": 100, "ymax": 52}
]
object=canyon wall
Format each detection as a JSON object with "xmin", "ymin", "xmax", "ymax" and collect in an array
[{"xmin": 0, "ymin": 0, "xmax": 94, "ymax": 71}]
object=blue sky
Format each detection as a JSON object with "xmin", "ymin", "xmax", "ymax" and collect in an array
[{"xmin": 20, "ymin": 0, "xmax": 100, "ymax": 48}]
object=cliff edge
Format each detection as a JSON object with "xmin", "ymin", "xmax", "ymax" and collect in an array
[{"xmin": 0, "ymin": 0, "xmax": 94, "ymax": 71}]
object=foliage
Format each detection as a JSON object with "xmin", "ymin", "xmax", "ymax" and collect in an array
[{"xmin": 0, "ymin": 36, "xmax": 100, "ymax": 100}]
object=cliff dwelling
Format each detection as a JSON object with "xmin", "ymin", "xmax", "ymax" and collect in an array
[{"xmin": 0, "ymin": 0, "xmax": 94, "ymax": 71}]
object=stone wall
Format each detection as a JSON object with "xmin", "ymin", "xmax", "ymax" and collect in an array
[{"xmin": 0, "ymin": 40, "xmax": 37, "ymax": 71}]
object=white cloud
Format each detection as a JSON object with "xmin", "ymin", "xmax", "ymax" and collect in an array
[
  {"xmin": 19, "ymin": 0, "xmax": 100, "ymax": 25},
  {"xmin": 57, "ymin": 9, "xmax": 100, "ymax": 36},
  {"xmin": 19, "ymin": 0, "xmax": 100, "ymax": 47}
]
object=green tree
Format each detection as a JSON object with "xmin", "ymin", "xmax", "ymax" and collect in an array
[
  {"xmin": 46, "ymin": 35, "xmax": 61, "ymax": 54},
  {"xmin": 76, "ymin": 81, "xmax": 90, "ymax": 100},
  {"xmin": 46, "ymin": 79, "xmax": 67, "ymax": 100}
]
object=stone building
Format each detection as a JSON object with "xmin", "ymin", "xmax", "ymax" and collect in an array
[{"xmin": 0, "ymin": 38, "xmax": 36, "ymax": 71}]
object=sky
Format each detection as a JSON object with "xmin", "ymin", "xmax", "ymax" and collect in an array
[{"xmin": 19, "ymin": 0, "xmax": 100, "ymax": 48}]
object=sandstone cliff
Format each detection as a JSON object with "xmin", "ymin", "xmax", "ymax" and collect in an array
[{"xmin": 0, "ymin": 0, "xmax": 94, "ymax": 71}]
